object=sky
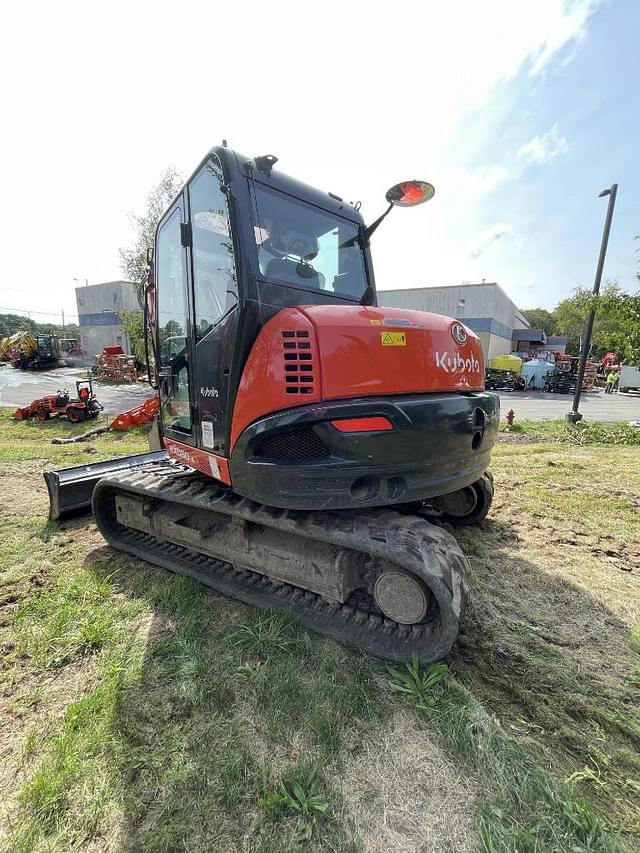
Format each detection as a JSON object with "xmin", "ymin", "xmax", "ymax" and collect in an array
[{"xmin": 0, "ymin": 0, "xmax": 638, "ymax": 325}]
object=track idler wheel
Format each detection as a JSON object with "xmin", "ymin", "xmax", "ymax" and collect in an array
[
  {"xmin": 373, "ymin": 571, "xmax": 431, "ymax": 624},
  {"xmin": 427, "ymin": 471, "xmax": 494, "ymax": 526}
]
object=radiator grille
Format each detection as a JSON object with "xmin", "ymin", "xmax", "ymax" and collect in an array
[
  {"xmin": 282, "ymin": 330, "xmax": 315, "ymax": 395},
  {"xmin": 254, "ymin": 428, "xmax": 331, "ymax": 461}
]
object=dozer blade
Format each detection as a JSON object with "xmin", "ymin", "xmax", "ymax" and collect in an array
[
  {"xmin": 44, "ymin": 450, "xmax": 167, "ymax": 521},
  {"xmin": 92, "ymin": 461, "xmax": 470, "ymax": 663}
]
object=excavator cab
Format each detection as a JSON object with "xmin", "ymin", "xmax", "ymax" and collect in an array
[{"xmin": 152, "ymin": 148, "xmax": 375, "ymax": 465}]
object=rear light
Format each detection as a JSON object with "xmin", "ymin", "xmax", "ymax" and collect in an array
[{"xmin": 330, "ymin": 417, "xmax": 394, "ymax": 433}]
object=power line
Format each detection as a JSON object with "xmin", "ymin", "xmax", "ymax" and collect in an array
[{"xmin": 0, "ymin": 305, "xmax": 78, "ymax": 320}]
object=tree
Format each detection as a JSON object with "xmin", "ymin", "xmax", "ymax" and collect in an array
[
  {"xmin": 118, "ymin": 166, "xmax": 184, "ymax": 301},
  {"xmin": 0, "ymin": 314, "xmax": 80, "ymax": 341},
  {"xmin": 521, "ymin": 308, "xmax": 556, "ymax": 335},
  {"xmin": 554, "ymin": 282, "xmax": 639, "ymax": 360},
  {"xmin": 119, "ymin": 309, "xmax": 146, "ymax": 363}
]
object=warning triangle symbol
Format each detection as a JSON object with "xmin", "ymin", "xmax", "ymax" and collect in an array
[{"xmin": 383, "ymin": 333, "xmax": 393, "ymax": 344}]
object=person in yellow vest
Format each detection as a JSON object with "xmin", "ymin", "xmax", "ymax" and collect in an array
[{"xmin": 605, "ymin": 370, "xmax": 619, "ymax": 394}]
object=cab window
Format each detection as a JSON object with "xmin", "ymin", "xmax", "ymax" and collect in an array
[{"xmin": 188, "ymin": 158, "xmax": 237, "ymax": 338}]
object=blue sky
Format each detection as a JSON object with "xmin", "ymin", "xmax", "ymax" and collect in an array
[
  {"xmin": 0, "ymin": 0, "xmax": 637, "ymax": 322},
  {"xmin": 448, "ymin": 0, "xmax": 640, "ymax": 309}
]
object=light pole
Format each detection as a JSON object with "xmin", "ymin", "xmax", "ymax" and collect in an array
[{"xmin": 566, "ymin": 183, "xmax": 618, "ymax": 424}]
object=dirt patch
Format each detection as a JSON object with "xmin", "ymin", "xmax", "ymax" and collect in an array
[
  {"xmin": 341, "ymin": 709, "xmax": 478, "ymax": 852},
  {"xmin": 0, "ymin": 460, "xmax": 50, "ymax": 517},
  {"xmin": 496, "ymin": 432, "xmax": 553, "ymax": 444}
]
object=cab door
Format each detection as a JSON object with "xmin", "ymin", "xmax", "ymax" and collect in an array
[
  {"xmin": 187, "ymin": 155, "xmax": 239, "ymax": 456},
  {"xmin": 155, "ymin": 199, "xmax": 196, "ymax": 445}
]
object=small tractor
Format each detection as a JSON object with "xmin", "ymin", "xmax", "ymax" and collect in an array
[{"xmin": 14, "ymin": 380, "xmax": 103, "ymax": 423}]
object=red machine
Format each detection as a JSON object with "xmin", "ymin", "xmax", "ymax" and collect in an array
[
  {"xmin": 93, "ymin": 346, "xmax": 138, "ymax": 381},
  {"xmin": 15, "ymin": 380, "xmax": 102, "ymax": 423},
  {"xmin": 109, "ymin": 396, "xmax": 160, "ymax": 431},
  {"xmin": 48, "ymin": 147, "xmax": 501, "ymax": 664}
]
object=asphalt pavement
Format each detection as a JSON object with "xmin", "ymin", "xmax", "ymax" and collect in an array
[
  {"xmin": 2, "ymin": 364, "xmax": 639, "ymax": 423},
  {"xmin": 0, "ymin": 365, "xmax": 151, "ymax": 417},
  {"xmin": 497, "ymin": 388, "xmax": 640, "ymax": 421}
]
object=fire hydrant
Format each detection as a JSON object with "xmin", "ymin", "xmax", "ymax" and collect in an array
[{"xmin": 506, "ymin": 409, "xmax": 515, "ymax": 426}]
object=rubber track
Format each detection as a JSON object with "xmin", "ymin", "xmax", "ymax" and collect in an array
[{"xmin": 92, "ymin": 461, "xmax": 470, "ymax": 663}]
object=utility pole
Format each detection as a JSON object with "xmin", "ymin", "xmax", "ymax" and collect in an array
[
  {"xmin": 566, "ymin": 184, "xmax": 618, "ymax": 424},
  {"xmin": 62, "ymin": 309, "xmax": 65, "ymax": 334}
]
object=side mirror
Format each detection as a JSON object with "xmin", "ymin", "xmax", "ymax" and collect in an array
[
  {"xmin": 385, "ymin": 180, "xmax": 435, "ymax": 207},
  {"xmin": 146, "ymin": 246, "xmax": 154, "ymax": 264}
]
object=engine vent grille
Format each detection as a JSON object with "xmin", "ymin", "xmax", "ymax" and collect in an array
[
  {"xmin": 282, "ymin": 330, "xmax": 314, "ymax": 395},
  {"xmin": 254, "ymin": 428, "xmax": 331, "ymax": 461}
]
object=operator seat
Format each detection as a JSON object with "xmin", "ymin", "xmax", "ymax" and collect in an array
[{"xmin": 264, "ymin": 257, "xmax": 325, "ymax": 290}]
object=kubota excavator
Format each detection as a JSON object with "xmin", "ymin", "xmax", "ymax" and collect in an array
[{"xmin": 46, "ymin": 146, "xmax": 500, "ymax": 662}]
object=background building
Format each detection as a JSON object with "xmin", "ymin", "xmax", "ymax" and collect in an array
[
  {"xmin": 75, "ymin": 280, "xmax": 139, "ymax": 356},
  {"xmin": 379, "ymin": 282, "xmax": 531, "ymax": 360}
]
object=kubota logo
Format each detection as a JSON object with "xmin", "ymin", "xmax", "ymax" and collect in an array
[
  {"xmin": 451, "ymin": 323, "xmax": 468, "ymax": 345},
  {"xmin": 170, "ymin": 445, "xmax": 193, "ymax": 463},
  {"xmin": 435, "ymin": 352, "xmax": 480, "ymax": 374}
]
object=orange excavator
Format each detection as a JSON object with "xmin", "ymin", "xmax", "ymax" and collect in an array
[{"xmin": 46, "ymin": 146, "xmax": 499, "ymax": 662}]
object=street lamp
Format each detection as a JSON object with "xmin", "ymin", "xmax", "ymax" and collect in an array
[{"xmin": 566, "ymin": 184, "xmax": 618, "ymax": 424}]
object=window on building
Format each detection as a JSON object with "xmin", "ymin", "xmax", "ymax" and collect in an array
[
  {"xmin": 456, "ymin": 298, "xmax": 466, "ymax": 316},
  {"xmin": 78, "ymin": 295, "xmax": 84, "ymax": 306}
]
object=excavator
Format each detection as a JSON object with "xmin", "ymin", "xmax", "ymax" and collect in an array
[{"xmin": 46, "ymin": 146, "xmax": 499, "ymax": 662}]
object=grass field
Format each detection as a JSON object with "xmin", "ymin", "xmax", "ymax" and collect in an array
[{"xmin": 1, "ymin": 409, "xmax": 639, "ymax": 852}]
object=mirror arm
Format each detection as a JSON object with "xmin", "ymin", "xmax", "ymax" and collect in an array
[{"xmin": 364, "ymin": 202, "xmax": 394, "ymax": 242}]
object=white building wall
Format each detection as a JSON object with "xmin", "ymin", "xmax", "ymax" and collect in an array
[{"xmin": 75, "ymin": 281, "xmax": 139, "ymax": 357}]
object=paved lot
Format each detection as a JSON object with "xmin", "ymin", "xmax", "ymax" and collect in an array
[
  {"xmin": 2, "ymin": 365, "xmax": 639, "ymax": 423},
  {"xmin": 498, "ymin": 389, "xmax": 640, "ymax": 421},
  {"xmin": 0, "ymin": 365, "xmax": 150, "ymax": 417}
]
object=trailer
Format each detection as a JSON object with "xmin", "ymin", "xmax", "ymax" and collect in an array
[{"xmin": 619, "ymin": 365, "xmax": 640, "ymax": 393}]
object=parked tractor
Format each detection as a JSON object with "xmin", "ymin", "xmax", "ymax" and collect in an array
[{"xmin": 14, "ymin": 380, "xmax": 103, "ymax": 423}]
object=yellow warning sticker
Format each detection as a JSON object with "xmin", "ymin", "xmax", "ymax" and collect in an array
[{"xmin": 381, "ymin": 331, "xmax": 406, "ymax": 346}]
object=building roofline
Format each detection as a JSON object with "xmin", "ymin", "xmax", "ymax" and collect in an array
[
  {"xmin": 74, "ymin": 280, "xmax": 137, "ymax": 291},
  {"xmin": 379, "ymin": 282, "xmax": 499, "ymax": 292}
]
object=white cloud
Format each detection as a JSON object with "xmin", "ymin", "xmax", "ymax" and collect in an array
[
  {"xmin": 0, "ymin": 0, "xmax": 599, "ymax": 315},
  {"xmin": 467, "ymin": 224, "xmax": 516, "ymax": 259},
  {"xmin": 517, "ymin": 124, "xmax": 568, "ymax": 165},
  {"xmin": 528, "ymin": 0, "xmax": 597, "ymax": 75}
]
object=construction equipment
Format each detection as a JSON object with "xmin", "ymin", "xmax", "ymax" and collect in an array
[
  {"xmin": 47, "ymin": 146, "xmax": 500, "ymax": 663},
  {"xmin": 484, "ymin": 368, "xmax": 526, "ymax": 392},
  {"xmin": 93, "ymin": 346, "xmax": 138, "ymax": 381},
  {"xmin": 14, "ymin": 380, "xmax": 102, "ymax": 422},
  {"xmin": 0, "ymin": 330, "xmax": 60, "ymax": 369},
  {"xmin": 59, "ymin": 338, "xmax": 85, "ymax": 366},
  {"xmin": 50, "ymin": 395, "xmax": 161, "ymax": 445}
]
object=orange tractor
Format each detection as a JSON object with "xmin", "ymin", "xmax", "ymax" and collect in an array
[{"xmin": 14, "ymin": 380, "xmax": 103, "ymax": 423}]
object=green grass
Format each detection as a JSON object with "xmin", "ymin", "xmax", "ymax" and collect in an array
[
  {"xmin": 387, "ymin": 657, "xmax": 620, "ymax": 852},
  {"xmin": 7, "ymin": 576, "xmax": 377, "ymax": 851},
  {"xmin": 2, "ymin": 408, "xmax": 640, "ymax": 850},
  {"xmin": 499, "ymin": 418, "xmax": 640, "ymax": 446},
  {"xmin": 0, "ymin": 407, "xmax": 149, "ymax": 464}
]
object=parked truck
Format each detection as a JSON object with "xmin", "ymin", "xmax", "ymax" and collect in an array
[{"xmin": 619, "ymin": 365, "xmax": 640, "ymax": 393}]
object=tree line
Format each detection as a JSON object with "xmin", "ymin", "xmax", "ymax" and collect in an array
[
  {"xmin": 0, "ymin": 313, "xmax": 80, "ymax": 341},
  {"xmin": 116, "ymin": 168, "xmax": 640, "ymax": 368},
  {"xmin": 522, "ymin": 282, "xmax": 640, "ymax": 364}
]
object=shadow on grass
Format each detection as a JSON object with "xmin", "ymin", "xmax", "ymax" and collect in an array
[
  {"xmin": 450, "ymin": 516, "xmax": 640, "ymax": 837},
  {"xmin": 76, "ymin": 546, "xmax": 378, "ymax": 852},
  {"xmin": 13, "ymin": 509, "xmax": 640, "ymax": 850}
]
